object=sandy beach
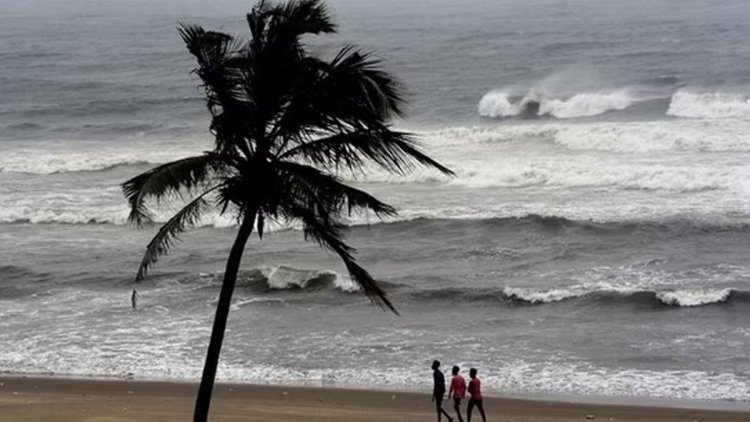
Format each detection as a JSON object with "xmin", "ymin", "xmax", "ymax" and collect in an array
[{"xmin": 0, "ymin": 376, "xmax": 747, "ymax": 422}]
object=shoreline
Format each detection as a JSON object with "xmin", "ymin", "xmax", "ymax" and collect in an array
[
  {"xmin": 2, "ymin": 375, "xmax": 749, "ymax": 421},
  {"xmin": 6, "ymin": 372, "xmax": 750, "ymax": 411}
]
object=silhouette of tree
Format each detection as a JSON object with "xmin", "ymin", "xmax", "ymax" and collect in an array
[{"xmin": 123, "ymin": 1, "xmax": 452, "ymax": 420}]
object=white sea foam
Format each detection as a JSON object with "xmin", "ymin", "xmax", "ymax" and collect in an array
[
  {"xmin": 539, "ymin": 90, "xmax": 635, "ymax": 118},
  {"xmin": 262, "ymin": 266, "xmax": 358, "ymax": 292},
  {"xmin": 230, "ymin": 297, "xmax": 286, "ymax": 309},
  {"xmin": 0, "ymin": 139, "xmax": 206, "ymax": 174},
  {"xmin": 668, "ymin": 90, "xmax": 750, "ymax": 119},
  {"xmin": 362, "ymin": 120, "xmax": 750, "ymax": 195},
  {"xmin": 490, "ymin": 358, "xmax": 750, "ymax": 401},
  {"xmin": 503, "ymin": 281, "xmax": 739, "ymax": 307},
  {"xmin": 0, "ymin": 199, "xmax": 238, "ymax": 227},
  {"xmin": 656, "ymin": 289, "xmax": 733, "ymax": 307},
  {"xmin": 3, "ymin": 119, "xmax": 750, "ymax": 227},
  {"xmin": 2, "ymin": 283, "xmax": 749, "ymax": 402},
  {"xmin": 416, "ymin": 120, "xmax": 750, "ymax": 153},
  {"xmin": 477, "ymin": 91, "xmax": 522, "ymax": 118},
  {"xmin": 502, "ymin": 286, "xmax": 587, "ymax": 303},
  {"xmin": 478, "ymin": 89, "xmax": 638, "ymax": 119},
  {"xmin": 358, "ymin": 156, "xmax": 745, "ymax": 193},
  {"xmin": 502, "ymin": 278, "xmax": 647, "ymax": 304},
  {"xmin": 551, "ymin": 120, "xmax": 750, "ymax": 152}
]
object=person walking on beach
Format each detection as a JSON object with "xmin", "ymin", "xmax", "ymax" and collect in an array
[
  {"xmin": 448, "ymin": 365, "xmax": 467, "ymax": 422},
  {"xmin": 466, "ymin": 368, "xmax": 487, "ymax": 422},
  {"xmin": 431, "ymin": 360, "xmax": 453, "ymax": 422}
]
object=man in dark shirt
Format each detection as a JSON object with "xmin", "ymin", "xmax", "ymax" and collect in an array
[{"xmin": 431, "ymin": 360, "xmax": 454, "ymax": 422}]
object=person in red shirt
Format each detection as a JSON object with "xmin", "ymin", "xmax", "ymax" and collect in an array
[
  {"xmin": 467, "ymin": 368, "xmax": 487, "ymax": 422},
  {"xmin": 448, "ymin": 365, "xmax": 467, "ymax": 422}
]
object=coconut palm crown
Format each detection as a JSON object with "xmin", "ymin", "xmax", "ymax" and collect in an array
[{"xmin": 122, "ymin": 0, "xmax": 452, "ymax": 420}]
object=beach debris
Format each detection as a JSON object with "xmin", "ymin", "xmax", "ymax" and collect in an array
[
  {"xmin": 392, "ymin": 394, "xmax": 397, "ymax": 400},
  {"xmin": 127, "ymin": 390, "xmax": 134, "ymax": 395},
  {"xmin": 0, "ymin": 382, "xmax": 4, "ymax": 386},
  {"xmin": 282, "ymin": 391, "xmax": 289, "ymax": 396},
  {"xmin": 585, "ymin": 414, "xmax": 596, "ymax": 420}
]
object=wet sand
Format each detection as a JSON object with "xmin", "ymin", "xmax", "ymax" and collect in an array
[{"xmin": 1, "ymin": 376, "xmax": 748, "ymax": 421}]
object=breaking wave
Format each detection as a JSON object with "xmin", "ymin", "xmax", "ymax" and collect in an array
[
  {"xmin": 408, "ymin": 285, "xmax": 749, "ymax": 307},
  {"xmin": 479, "ymin": 87, "xmax": 750, "ymax": 120},
  {"xmin": 202, "ymin": 266, "xmax": 361, "ymax": 293},
  {"xmin": 0, "ymin": 140, "xmax": 206, "ymax": 174},
  {"xmin": 0, "ymin": 206, "xmax": 239, "ymax": 227},
  {"xmin": 654, "ymin": 289, "xmax": 734, "ymax": 307},
  {"xmin": 478, "ymin": 89, "xmax": 639, "ymax": 119},
  {"xmin": 668, "ymin": 90, "xmax": 750, "ymax": 119}
]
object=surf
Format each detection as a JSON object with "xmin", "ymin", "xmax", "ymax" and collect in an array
[{"xmin": 478, "ymin": 89, "xmax": 639, "ymax": 119}]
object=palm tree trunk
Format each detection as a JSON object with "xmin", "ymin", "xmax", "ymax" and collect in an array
[{"xmin": 193, "ymin": 210, "xmax": 256, "ymax": 422}]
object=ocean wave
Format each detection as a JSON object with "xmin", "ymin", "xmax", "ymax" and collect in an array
[
  {"xmin": 418, "ymin": 119, "xmax": 750, "ymax": 152},
  {"xmin": 0, "ymin": 151, "xmax": 169, "ymax": 175},
  {"xmin": 349, "ymin": 119, "xmax": 750, "ymax": 192},
  {"xmin": 0, "ymin": 139, "xmax": 206, "ymax": 174},
  {"xmin": 6, "ymin": 122, "xmax": 47, "ymax": 131},
  {"xmin": 4, "ymin": 205, "xmax": 750, "ymax": 239},
  {"xmin": 0, "ymin": 201, "xmax": 244, "ymax": 227},
  {"xmin": 540, "ymin": 91, "xmax": 635, "ymax": 118},
  {"xmin": 449, "ymin": 162, "xmax": 734, "ymax": 192},
  {"xmin": 478, "ymin": 89, "xmax": 639, "ymax": 119},
  {"xmin": 668, "ymin": 90, "xmax": 750, "ymax": 119},
  {"xmin": 359, "ymin": 149, "xmax": 744, "ymax": 192},
  {"xmin": 200, "ymin": 266, "xmax": 361, "ymax": 293},
  {"xmin": 0, "ymin": 266, "xmax": 55, "ymax": 298},
  {"xmin": 480, "ymin": 86, "xmax": 750, "ymax": 120},
  {"xmin": 549, "ymin": 120, "xmax": 750, "ymax": 153},
  {"xmin": 0, "ymin": 265, "xmax": 42, "ymax": 280},
  {"xmin": 655, "ymin": 289, "xmax": 734, "ymax": 307},
  {"xmin": 408, "ymin": 285, "xmax": 749, "ymax": 308},
  {"xmin": 373, "ymin": 215, "xmax": 750, "ymax": 240}
]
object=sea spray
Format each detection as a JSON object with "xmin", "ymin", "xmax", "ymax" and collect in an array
[{"xmin": 667, "ymin": 90, "xmax": 750, "ymax": 119}]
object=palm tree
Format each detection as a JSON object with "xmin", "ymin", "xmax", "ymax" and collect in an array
[{"xmin": 122, "ymin": 0, "xmax": 452, "ymax": 420}]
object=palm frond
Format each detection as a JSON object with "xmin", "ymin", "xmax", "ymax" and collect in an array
[
  {"xmin": 279, "ymin": 161, "xmax": 396, "ymax": 217},
  {"xmin": 131, "ymin": 188, "xmax": 217, "ymax": 308},
  {"xmin": 179, "ymin": 24, "xmax": 254, "ymax": 157},
  {"xmin": 179, "ymin": 24, "xmax": 246, "ymax": 91},
  {"xmin": 280, "ymin": 128, "xmax": 454, "ymax": 176},
  {"xmin": 284, "ymin": 203, "xmax": 397, "ymax": 313},
  {"xmin": 270, "ymin": 48, "xmax": 406, "ymax": 145},
  {"xmin": 270, "ymin": 0, "xmax": 336, "ymax": 38},
  {"xmin": 135, "ymin": 192, "xmax": 213, "ymax": 282},
  {"xmin": 327, "ymin": 46, "xmax": 405, "ymax": 119},
  {"xmin": 248, "ymin": 0, "xmax": 335, "ymax": 44},
  {"xmin": 122, "ymin": 154, "xmax": 220, "ymax": 227}
]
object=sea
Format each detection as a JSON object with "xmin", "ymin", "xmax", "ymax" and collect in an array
[{"xmin": 1, "ymin": 0, "xmax": 750, "ymax": 404}]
